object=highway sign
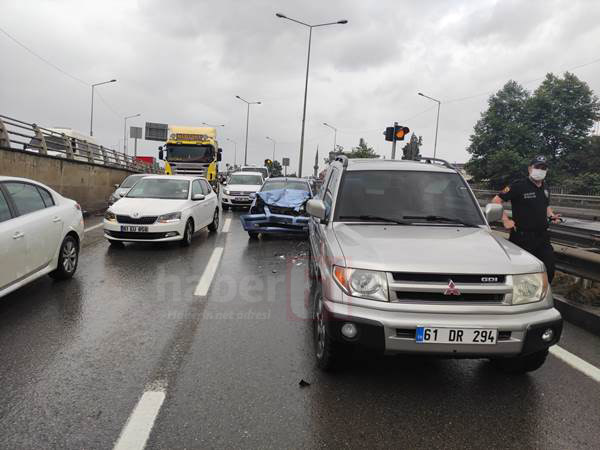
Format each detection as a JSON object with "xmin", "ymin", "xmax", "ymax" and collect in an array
[
  {"xmin": 130, "ymin": 126, "xmax": 142, "ymax": 139},
  {"xmin": 282, "ymin": 157, "xmax": 290, "ymax": 167},
  {"xmin": 145, "ymin": 122, "xmax": 168, "ymax": 141}
]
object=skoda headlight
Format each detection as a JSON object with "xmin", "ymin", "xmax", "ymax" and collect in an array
[
  {"xmin": 157, "ymin": 212, "xmax": 182, "ymax": 223},
  {"xmin": 512, "ymin": 273, "xmax": 548, "ymax": 305},
  {"xmin": 333, "ymin": 266, "xmax": 389, "ymax": 301},
  {"xmin": 104, "ymin": 210, "xmax": 116, "ymax": 222}
]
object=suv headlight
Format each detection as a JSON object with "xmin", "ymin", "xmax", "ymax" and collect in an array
[
  {"xmin": 333, "ymin": 266, "xmax": 389, "ymax": 302},
  {"xmin": 104, "ymin": 210, "xmax": 116, "ymax": 222},
  {"xmin": 157, "ymin": 212, "xmax": 182, "ymax": 223},
  {"xmin": 223, "ymin": 189, "xmax": 230, "ymax": 195},
  {"xmin": 512, "ymin": 272, "xmax": 548, "ymax": 305}
]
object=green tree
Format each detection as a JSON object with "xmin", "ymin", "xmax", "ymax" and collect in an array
[
  {"xmin": 270, "ymin": 160, "xmax": 283, "ymax": 177},
  {"xmin": 529, "ymin": 72, "xmax": 600, "ymax": 161},
  {"xmin": 465, "ymin": 80, "xmax": 536, "ymax": 188},
  {"xmin": 401, "ymin": 133, "xmax": 423, "ymax": 160},
  {"xmin": 346, "ymin": 138, "xmax": 379, "ymax": 159}
]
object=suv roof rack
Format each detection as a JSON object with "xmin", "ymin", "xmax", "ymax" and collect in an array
[
  {"xmin": 417, "ymin": 156, "xmax": 455, "ymax": 170},
  {"xmin": 334, "ymin": 154, "xmax": 349, "ymax": 168}
]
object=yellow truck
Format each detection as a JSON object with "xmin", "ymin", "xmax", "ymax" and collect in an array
[{"xmin": 158, "ymin": 125, "xmax": 222, "ymax": 189}]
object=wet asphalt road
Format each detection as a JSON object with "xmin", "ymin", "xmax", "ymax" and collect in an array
[{"xmin": 1, "ymin": 209, "xmax": 599, "ymax": 449}]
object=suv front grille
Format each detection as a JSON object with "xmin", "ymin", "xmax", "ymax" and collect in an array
[
  {"xmin": 395, "ymin": 291, "xmax": 505, "ymax": 303},
  {"xmin": 117, "ymin": 215, "xmax": 158, "ymax": 224},
  {"xmin": 392, "ymin": 273, "xmax": 506, "ymax": 284}
]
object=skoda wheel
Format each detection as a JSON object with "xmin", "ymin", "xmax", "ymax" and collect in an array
[
  {"xmin": 208, "ymin": 209, "xmax": 219, "ymax": 233},
  {"xmin": 180, "ymin": 219, "xmax": 193, "ymax": 247},
  {"xmin": 50, "ymin": 235, "xmax": 79, "ymax": 280}
]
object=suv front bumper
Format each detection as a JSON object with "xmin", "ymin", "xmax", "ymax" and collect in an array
[{"xmin": 323, "ymin": 299, "xmax": 562, "ymax": 357}]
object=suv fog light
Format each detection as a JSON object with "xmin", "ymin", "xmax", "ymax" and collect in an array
[
  {"xmin": 541, "ymin": 328, "xmax": 554, "ymax": 342},
  {"xmin": 341, "ymin": 323, "xmax": 358, "ymax": 339}
]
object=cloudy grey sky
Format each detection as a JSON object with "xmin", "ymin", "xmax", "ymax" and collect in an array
[{"xmin": 2, "ymin": 0, "xmax": 600, "ymax": 174}]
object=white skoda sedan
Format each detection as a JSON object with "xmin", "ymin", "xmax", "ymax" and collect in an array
[
  {"xmin": 103, "ymin": 175, "xmax": 219, "ymax": 247},
  {"xmin": 0, "ymin": 176, "xmax": 84, "ymax": 299}
]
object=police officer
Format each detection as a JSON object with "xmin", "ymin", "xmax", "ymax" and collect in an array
[{"xmin": 492, "ymin": 155, "xmax": 561, "ymax": 282}]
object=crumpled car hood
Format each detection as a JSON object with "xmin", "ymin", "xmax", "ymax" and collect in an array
[{"xmin": 256, "ymin": 189, "xmax": 311, "ymax": 212}]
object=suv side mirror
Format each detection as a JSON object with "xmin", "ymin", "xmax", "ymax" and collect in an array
[
  {"xmin": 484, "ymin": 203, "xmax": 503, "ymax": 223},
  {"xmin": 158, "ymin": 148, "xmax": 164, "ymax": 160},
  {"xmin": 114, "ymin": 184, "xmax": 119, "ymax": 189},
  {"xmin": 192, "ymin": 194, "xmax": 205, "ymax": 201},
  {"xmin": 307, "ymin": 199, "xmax": 326, "ymax": 220}
]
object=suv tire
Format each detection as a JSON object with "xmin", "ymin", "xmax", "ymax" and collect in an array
[
  {"xmin": 312, "ymin": 282, "xmax": 347, "ymax": 371},
  {"xmin": 491, "ymin": 349, "xmax": 549, "ymax": 374}
]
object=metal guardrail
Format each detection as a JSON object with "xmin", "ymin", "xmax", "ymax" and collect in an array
[
  {"xmin": 472, "ymin": 188, "xmax": 600, "ymax": 210},
  {"xmin": 0, "ymin": 114, "xmax": 162, "ymax": 174}
]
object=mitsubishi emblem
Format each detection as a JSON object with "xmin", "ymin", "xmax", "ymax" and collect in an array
[{"xmin": 444, "ymin": 280, "xmax": 461, "ymax": 296}]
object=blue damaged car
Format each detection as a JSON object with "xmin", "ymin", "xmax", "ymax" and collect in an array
[{"xmin": 240, "ymin": 177, "xmax": 314, "ymax": 239}]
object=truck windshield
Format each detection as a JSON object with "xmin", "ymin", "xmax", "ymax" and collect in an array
[
  {"xmin": 166, "ymin": 144, "xmax": 214, "ymax": 163},
  {"xmin": 334, "ymin": 170, "xmax": 484, "ymax": 225}
]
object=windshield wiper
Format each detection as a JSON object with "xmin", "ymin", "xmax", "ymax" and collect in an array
[
  {"xmin": 339, "ymin": 215, "xmax": 409, "ymax": 225},
  {"xmin": 403, "ymin": 215, "xmax": 480, "ymax": 227}
]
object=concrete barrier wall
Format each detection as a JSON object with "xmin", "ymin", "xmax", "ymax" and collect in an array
[{"xmin": 0, "ymin": 148, "xmax": 134, "ymax": 213}]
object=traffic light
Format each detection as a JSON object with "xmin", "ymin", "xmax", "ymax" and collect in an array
[
  {"xmin": 264, "ymin": 159, "xmax": 272, "ymax": 166},
  {"xmin": 384, "ymin": 125, "xmax": 410, "ymax": 141}
]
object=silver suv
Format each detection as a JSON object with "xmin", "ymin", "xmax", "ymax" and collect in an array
[{"xmin": 306, "ymin": 156, "xmax": 562, "ymax": 373}]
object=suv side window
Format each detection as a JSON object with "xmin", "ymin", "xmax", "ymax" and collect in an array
[
  {"xmin": 4, "ymin": 182, "xmax": 47, "ymax": 215},
  {"xmin": 323, "ymin": 169, "xmax": 340, "ymax": 215},
  {"xmin": 0, "ymin": 189, "xmax": 13, "ymax": 223},
  {"xmin": 192, "ymin": 180, "xmax": 203, "ymax": 197}
]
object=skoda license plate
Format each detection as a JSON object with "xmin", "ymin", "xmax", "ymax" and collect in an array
[{"xmin": 120, "ymin": 225, "xmax": 148, "ymax": 233}]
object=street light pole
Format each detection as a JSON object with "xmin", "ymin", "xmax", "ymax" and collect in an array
[
  {"xmin": 418, "ymin": 92, "xmax": 441, "ymax": 158},
  {"xmin": 266, "ymin": 136, "xmax": 276, "ymax": 161},
  {"xmin": 323, "ymin": 122, "xmax": 337, "ymax": 152},
  {"xmin": 89, "ymin": 79, "xmax": 117, "ymax": 136},
  {"xmin": 226, "ymin": 138, "xmax": 238, "ymax": 167},
  {"xmin": 123, "ymin": 113, "xmax": 141, "ymax": 155},
  {"xmin": 236, "ymin": 95, "xmax": 261, "ymax": 166},
  {"xmin": 276, "ymin": 13, "xmax": 347, "ymax": 177}
]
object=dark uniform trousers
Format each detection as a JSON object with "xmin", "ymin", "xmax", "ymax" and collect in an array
[{"xmin": 509, "ymin": 229, "xmax": 555, "ymax": 282}]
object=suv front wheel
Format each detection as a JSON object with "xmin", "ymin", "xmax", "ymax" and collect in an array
[{"xmin": 312, "ymin": 282, "xmax": 348, "ymax": 371}]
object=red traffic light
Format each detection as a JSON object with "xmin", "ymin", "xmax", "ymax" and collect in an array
[{"xmin": 394, "ymin": 126, "xmax": 410, "ymax": 141}]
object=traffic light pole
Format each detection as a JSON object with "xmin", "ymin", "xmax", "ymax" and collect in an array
[{"xmin": 391, "ymin": 121, "xmax": 398, "ymax": 159}]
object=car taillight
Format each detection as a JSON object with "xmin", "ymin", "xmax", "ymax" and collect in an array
[{"xmin": 75, "ymin": 203, "xmax": 81, "ymax": 210}]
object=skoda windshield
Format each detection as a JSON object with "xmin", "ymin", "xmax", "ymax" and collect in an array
[
  {"xmin": 126, "ymin": 179, "xmax": 190, "ymax": 200},
  {"xmin": 334, "ymin": 170, "xmax": 484, "ymax": 226},
  {"xmin": 165, "ymin": 144, "xmax": 214, "ymax": 163}
]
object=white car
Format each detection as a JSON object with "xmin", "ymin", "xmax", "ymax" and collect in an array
[
  {"xmin": 103, "ymin": 175, "xmax": 219, "ymax": 246},
  {"xmin": 221, "ymin": 171, "xmax": 264, "ymax": 209},
  {"xmin": 0, "ymin": 176, "xmax": 84, "ymax": 299}
]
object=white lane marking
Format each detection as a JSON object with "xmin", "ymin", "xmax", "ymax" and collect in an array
[
  {"xmin": 194, "ymin": 247, "xmax": 224, "ymax": 296},
  {"xmin": 550, "ymin": 346, "xmax": 600, "ymax": 383},
  {"xmin": 113, "ymin": 390, "xmax": 166, "ymax": 450},
  {"xmin": 84, "ymin": 222, "xmax": 104, "ymax": 233},
  {"xmin": 222, "ymin": 217, "xmax": 232, "ymax": 233}
]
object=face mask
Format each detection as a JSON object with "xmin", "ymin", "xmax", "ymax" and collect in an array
[{"xmin": 530, "ymin": 168, "xmax": 547, "ymax": 181}]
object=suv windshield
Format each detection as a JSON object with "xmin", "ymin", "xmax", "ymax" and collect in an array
[
  {"xmin": 165, "ymin": 144, "xmax": 214, "ymax": 163},
  {"xmin": 334, "ymin": 170, "xmax": 484, "ymax": 225},
  {"xmin": 229, "ymin": 174, "xmax": 263, "ymax": 185},
  {"xmin": 241, "ymin": 167, "xmax": 269, "ymax": 179},
  {"xmin": 126, "ymin": 179, "xmax": 190, "ymax": 199},
  {"xmin": 120, "ymin": 175, "xmax": 146, "ymax": 188},
  {"xmin": 261, "ymin": 180, "xmax": 309, "ymax": 192}
]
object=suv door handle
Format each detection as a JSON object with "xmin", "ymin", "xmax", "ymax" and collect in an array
[
  {"xmin": 52, "ymin": 216, "xmax": 62, "ymax": 223},
  {"xmin": 12, "ymin": 231, "xmax": 25, "ymax": 240}
]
